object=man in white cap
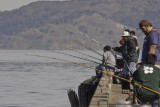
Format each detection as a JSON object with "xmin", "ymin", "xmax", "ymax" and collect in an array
[
  {"xmin": 113, "ymin": 30, "xmax": 138, "ymax": 90},
  {"xmin": 113, "ymin": 30, "xmax": 138, "ymax": 76}
]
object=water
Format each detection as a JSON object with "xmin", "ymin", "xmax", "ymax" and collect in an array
[{"xmin": 0, "ymin": 50, "xmax": 102, "ymax": 107}]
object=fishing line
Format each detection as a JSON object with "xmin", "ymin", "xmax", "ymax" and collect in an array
[
  {"xmin": 103, "ymin": 35, "xmax": 119, "ymax": 46},
  {"xmin": 72, "ymin": 39, "xmax": 122, "ymax": 67},
  {"xmin": 70, "ymin": 49, "xmax": 102, "ymax": 61},
  {"xmin": 79, "ymin": 32, "xmax": 122, "ymax": 57},
  {"xmin": 72, "ymin": 40, "xmax": 103, "ymax": 57},
  {"xmin": 51, "ymin": 50, "xmax": 101, "ymax": 65},
  {"xmin": 80, "ymin": 32, "xmax": 105, "ymax": 48},
  {"xmin": 72, "ymin": 40, "xmax": 129, "ymax": 76},
  {"xmin": 26, "ymin": 54, "xmax": 160, "ymax": 95},
  {"xmin": 51, "ymin": 49, "xmax": 123, "ymax": 71},
  {"xmin": 58, "ymin": 49, "xmax": 121, "ymax": 70}
]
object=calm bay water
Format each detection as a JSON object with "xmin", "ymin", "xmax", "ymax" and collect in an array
[{"xmin": 0, "ymin": 50, "xmax": 101, "ymax": 107}]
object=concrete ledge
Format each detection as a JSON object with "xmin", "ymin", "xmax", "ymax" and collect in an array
[
  {"xmin": 89, "ymin": 69, "xmax": 111, "ymax": 107},
  {"xmin": 89, "ymin": 68, "xmax": 129, "ymax": 107}
]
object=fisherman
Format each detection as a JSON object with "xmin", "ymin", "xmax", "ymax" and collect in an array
[
  {"xmin": 132, "ymin": 54, "xmax": 160, "ymax": 105},
  {"xmin": 113, "ymin": 30, "xmax": 138, "ymax": 76},
  {"xmin": 95, "ymin": 45, "xmax": 116, "ymax": 82},
  {"xmin": 139, "ymin": 19, "xmax": 160, "ymax": 66}
]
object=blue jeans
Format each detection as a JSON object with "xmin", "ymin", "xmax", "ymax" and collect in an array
[
  {"xmin": 122, "ymin": 62, "xmax": 136, "ymax": 75},
  {"xmin": 95, "ymin": 64, "xmax": 115, "ymax": 82},
  {"xmin": 95, "ymin": 64, "xmax": 104, "ymax": 77}
]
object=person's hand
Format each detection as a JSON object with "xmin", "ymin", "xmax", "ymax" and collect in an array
[
  {"xmin": 112, "ymin": 47, "xmax": 115, "ymax": 50},
  {"xmin": 131, "ymin": 79, "xmax": 134, "ymax": 85},
  {"xmin": 126, "ymin": 54, "xmax": 130, "ymax": 58}
]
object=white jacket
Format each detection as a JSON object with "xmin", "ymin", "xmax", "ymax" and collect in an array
[{"xmin": 102, "ymin": 51, "xmax": 116, "ymax": 67}]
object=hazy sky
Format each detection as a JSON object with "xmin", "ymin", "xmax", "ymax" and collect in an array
[{"xmin": 0, "ymin": 0, "xmax": 68, "ymax": 11}]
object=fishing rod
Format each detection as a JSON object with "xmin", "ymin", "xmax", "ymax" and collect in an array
[
  {"xmin": 101, "ymin": 35, "xmax": 122, "ymax": 56},
  {"xmin": 72, "ymin": 40, "xmax": 103, "ymax": 57},
  {"xmin": 26, "ymin": 54, "xmax": 160, "ymax": 95},
  {"xmin": 79, "ymin": 30, "xmax": 138, "ymax": 75},
  {"xmin": 70, "ymin": 49, "xmax": 102, "ymax": 62},
  {"xmin": 72, "ymin": 40, "xmax": 123, "ymax": 69},
  {"xmin": 80, "ymin": 32, "xmax": 105, "ymax": 48},
  {"xmin": 79, "ymin": 32, "xmax": 122, "ymax": 57},
  {"xmin": 103, "ymin": 35, "xmax": 118, "ymax": 46},
  {"xmin": 70, "ymin": 49, "xmax": 120, "ymax": 69},
  {"xmin": 73, "ymin": 35, "xmax": 129, "ymax": 70},
  {"xmin": 52, "ymin": 50, "xmax": 101, "ymax": 65}
]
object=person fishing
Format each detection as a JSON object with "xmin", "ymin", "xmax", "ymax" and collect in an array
[
  {"xmin": 119, "ymin": 29, "xmax": 139, "ymax": 60},
  {"xmin": 95, "ymin": 45, "xmax": 116, "ymax": 82},
  {"xmin": 132, "ymin": 54, "xmax": 160, "ymax": 105},
  {"xmin": 113, "ymin": 30, "xmax": 138, "ymax": 76}
]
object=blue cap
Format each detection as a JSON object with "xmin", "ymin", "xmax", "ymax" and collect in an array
[{"xmin": 104, "ymin": 45, "xmax": 111, "ymax": 51}]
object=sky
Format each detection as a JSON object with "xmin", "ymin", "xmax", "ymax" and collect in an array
[{"xmin": 0, "ymin": 0, "xmax": 68, "ymax": 11}]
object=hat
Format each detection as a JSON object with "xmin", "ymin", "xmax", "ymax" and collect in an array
[
  {"xmin": 121, "ymin": 31, "xmax": 130, "ymax": 37},
  {"xmin": 130, "ymin": 31, "xmax": 135, "ymax": 35},
  {"xmin": 139, "ymin": 19, "xmax": 152, "ymax": 28},
  {"xmin": 104, "ymin": 45, "xmax": 111, "ymax": 51}
]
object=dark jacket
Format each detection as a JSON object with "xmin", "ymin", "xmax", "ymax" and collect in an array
[
  {"xmin": 114, "ymin": 36, "xmax": 138, "ymax": 62},
  {"xmin": 133, "ymin": 64, "xmax": 160, "ymax": 96}
]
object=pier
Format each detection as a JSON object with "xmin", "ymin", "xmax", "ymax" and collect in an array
[
  {"xmin": 68, "ymin": 68, "xmax": 130, "ymax": 107},
  {"xmin": 89, "ymin": 69, "xmax": 129, "ymax": 107}
]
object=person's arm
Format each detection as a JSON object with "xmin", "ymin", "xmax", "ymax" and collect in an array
[
  {"xmin": 102, "ymin": 52, "xmax": 109, "ymax": 65},
  {"xmin": 112, "ymin": 47, "xmax": 122, "ymax": 53},
  {"xmin": 149, "ymin": 44, "xmax": 156, "ymax": 54},
  {"xmin": 134, "ymin": 38, "xmax": 138, "ymax": 46},
  {"xmin": 102, "ymin": 54, "xmax": 105, "ymax": 65},
  {"xmin": 127, "ymin": 38, "xmax": 136, "ymax": 57},
  {"xmin": 148, "ymin": 31, "xmax": 159, "ymax": 54}
]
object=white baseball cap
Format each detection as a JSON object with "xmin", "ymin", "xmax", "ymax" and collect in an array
[{"xmin": 121, "ymin": 31, "xmax": 130, "ymax": 37}]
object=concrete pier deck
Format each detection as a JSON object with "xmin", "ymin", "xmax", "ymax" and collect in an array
[{"xmin": 89, "ymin": 70, "xmax": 129, "ymax": 107}]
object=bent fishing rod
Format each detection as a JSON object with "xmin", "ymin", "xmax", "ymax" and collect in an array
[
  {"xmin": 26, "ymin": 54, "xmax": 160, "ymax": 95},
  {"xmin": 52, "ymin": 50, "xmax": 101, "ymax": 65}
]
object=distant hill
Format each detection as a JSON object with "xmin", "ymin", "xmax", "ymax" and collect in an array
[{"xmin": 0, "ymin": 0, "xmax": 160, "ymax": 49}]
